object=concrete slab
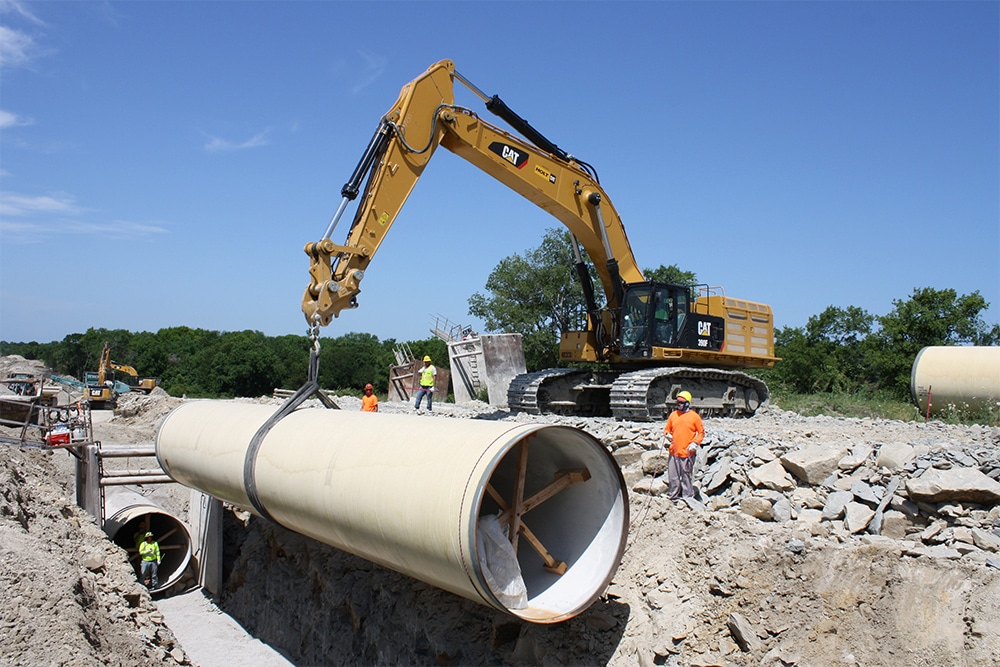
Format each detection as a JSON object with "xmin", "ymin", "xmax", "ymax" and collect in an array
[{"xmin": 155, "ymin": 589, "xmax": 294, "ymax": 667}]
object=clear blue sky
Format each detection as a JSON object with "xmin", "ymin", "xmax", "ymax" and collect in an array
[{"xmin": 2, "ymin": 0, "xmax": 997, "ymax": 345}]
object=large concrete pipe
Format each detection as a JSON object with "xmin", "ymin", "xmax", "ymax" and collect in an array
[
  {"xmin": 156, "ymin": 401, "xmax": 629, "ymax": 623},
  {"xmin": 911, "ymin": 346, "xmax": 1000, "ymax": 416},
  {"xmin": 102, "ymin": 489, "xmax": 193, "ymax": 594}
]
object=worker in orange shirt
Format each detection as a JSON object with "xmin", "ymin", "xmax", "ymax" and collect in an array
[
  {"xmin": 663, "ymin": 390, "xmax": 704, "ymax": 502},
  {"xmin": 361, "ymin": 383, "xmax": 379, "ymax": 412}
]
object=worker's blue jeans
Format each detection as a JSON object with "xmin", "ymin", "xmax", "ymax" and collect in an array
[
  {"xmin": 414, "ymin": 387, "xmax": 433, "ymax": 411},
  {"xmin": 141, "ymin": 560, "xmax": 159, "ymax": 588}
]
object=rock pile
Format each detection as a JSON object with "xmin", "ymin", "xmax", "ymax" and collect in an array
[
  {"xmin": 0, "ymin": 443, "xmax": 186, "ymax": 666},
  {"xmin": 591, "ymin": 406, "xmax": 1000, "ymax": 569}
]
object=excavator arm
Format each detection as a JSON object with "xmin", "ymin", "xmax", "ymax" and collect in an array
[{"xmin": 302, "ymin": 59, "xmax": 643, "ymax": 331}]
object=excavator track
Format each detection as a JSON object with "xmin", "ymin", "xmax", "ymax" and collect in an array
[
  {"xmin": 509, "ymin": 367, "xmax": 768, "ymax": 421},
  {"xmin": 507, "ymin": 368, "xmax": 614, "ymax": 417},
  {"xmin": 609, "ymin": 367, "xmax": 768, "ymax": 421}
]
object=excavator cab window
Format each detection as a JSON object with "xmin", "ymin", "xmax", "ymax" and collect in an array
[
  {"xmin": 620, "ymin": 287, "xmax": 650, "ymax": 349},
  {"xmin": 620, "ymin": 283, "xmax": 689, "ymax": 357},
  {"xmin": 651, "ymin": 284, "xmax": 688, "ymax": 347}
]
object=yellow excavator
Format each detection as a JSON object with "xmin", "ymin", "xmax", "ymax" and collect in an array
[
  {"xmin": 86, "ymin": 343, "xmax": 159, "ymax": 408},
  {"xmin": 302, "ymin": 60, "xmax": 778, "ymax": 420},
  {"xmin": 108, "ymin": 359, "xmax": 159, "ymax": 394}
]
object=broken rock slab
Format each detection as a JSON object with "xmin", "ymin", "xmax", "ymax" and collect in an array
[
  {"xmin": 876, "ymin": 442, "xmax": 916, "ymax": 470},
  {"xmin": 844, "ymin": 501, "xmax": 875, "ymax": 534},
  {"xmin": 781, "ymin": 444, "xmax": 850, "ymax": 486},
  {"xmin": 741, "ymin": 496, "xmax": 774, "ymax": 521},
  {"xmin": 905, "ymin": 467, "xmax": 1000, "ymax": 504},
  {"xmin": 748, "ymin": 459, "xmax": 796, "ymax": 492},
  {"xmin": 727, "ymin": 612, "xmax": 762, "ymax": 652},
  {"xmin": 821, "ymin": 490, "xmax": 853, "ymax": 521}
]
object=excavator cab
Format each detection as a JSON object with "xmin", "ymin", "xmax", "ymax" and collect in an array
[{"xmin": 618, "ymin": 282, "xmax": 723, "ymax": 360}]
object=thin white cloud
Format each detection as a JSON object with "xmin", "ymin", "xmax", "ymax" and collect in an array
[
  {"xmin": 203, "ymin": 129, "xmax": 270, "ymax": 153},
  {"xmin": 0, "ymin": 192, "xmax": 83, "ymax": 217},
  {"xmin": 350, "ymin": 51, "xmax": 387, "ymax": 96},
  {"xmin": 63, "ymin": 219, "xmax": 168, "ymax": 239},
  {"xmin": 0, "ymin": 108, "xmax": 34, "ymax": 130},
  {"xmin": 0, "ymin": 24, "xmax": 36, "ymax": 69},
  {"xmin": 1, "ymin": 0, "xmax": 45, "ymax": 25},
  {"xmin": 0, "ymin": 190, "xmax": 167, "ymax": 243}
]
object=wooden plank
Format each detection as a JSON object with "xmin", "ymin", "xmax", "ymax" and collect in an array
[
  {"xmin": 519, "ymin": 468, "xmax": 591, "ymax": 516},
  {"xmin": 507, "ymin": 441, "xmax": 530, "ymax": 551}
]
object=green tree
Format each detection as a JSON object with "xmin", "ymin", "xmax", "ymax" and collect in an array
[
  {"xmin": 203, "ymin": 330, "xmax": 279, "ymax": 398},
  {"xmin": 642, "ymin": 264, "xmax": 697, "ymax": 286},
  {"xmin": 771, "ymin": 306, "xmax": 875, "ymax": 393},
  {"xmin": 873, "ymin": 287, "xmax": 999, "ymax": 396},
  {"xmin": 468, "ymin": 228, "xmax": 586, "ymax": 370}
]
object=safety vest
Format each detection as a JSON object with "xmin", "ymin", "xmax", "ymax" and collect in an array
[
  {"xmin": 139, "ymin": 540, "xmax": 160, "ymax": 562},
  {"xmin": 420, "ymin": 365, "xmax": 436, "ymax": 388}
]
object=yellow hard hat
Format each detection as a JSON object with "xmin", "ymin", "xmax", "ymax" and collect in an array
[
  {"xmin": 423, "ymin": 356, "xmax": 432, "ymax": 362},
  {"xmin": 676, "ymin": 390, "xmax": 692, "ymax": 403}
]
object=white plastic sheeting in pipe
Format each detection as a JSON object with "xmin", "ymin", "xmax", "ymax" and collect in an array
[
  {"xmin": 911, "ymin": 346, "xmax": 1000, "ymax": 416},
  {"xmin": 156, "ymin": 401, "xmax": 629, "ymax": 623}
]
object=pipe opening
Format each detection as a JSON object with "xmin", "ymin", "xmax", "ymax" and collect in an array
[
  {"xmin": 104, "ymin": 500, "xmax": 192, "ymax": 594},
  {"xmin": 476, "ymin": 426, "xmax": 627, "ymax": 623}
]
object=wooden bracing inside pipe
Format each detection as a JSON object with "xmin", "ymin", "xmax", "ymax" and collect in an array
[{"xmin": 485, "ymin": 439, "xmax": 591, "ymax": 576}]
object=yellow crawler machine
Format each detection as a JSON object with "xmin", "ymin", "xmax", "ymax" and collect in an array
[
  {"xmin": 108, "ymin": 361, "xmax": 159, "ymax": 394},
  {"xmin": 302, "ymin": 60, "xmax": 778, "ymax": 420}
]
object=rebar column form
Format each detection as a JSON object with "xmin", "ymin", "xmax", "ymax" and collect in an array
[
  {"xmin": 156, "ymin": 401, "xmax": 628, "ymax": 623},
  {"xmin": 102, "ymin": 489, "xmax": 193, "ymax": 594}
]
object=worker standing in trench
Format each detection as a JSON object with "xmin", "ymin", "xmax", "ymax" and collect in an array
[{"xmin": 139, "ymin": 531, "xmax": 161, "ymax": 589}]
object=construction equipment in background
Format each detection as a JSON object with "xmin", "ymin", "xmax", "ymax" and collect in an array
[
  {"xmin": 85, "ymin": 343, "xmax": 117, "ymax": 409},
  {"xmin": 0, "ymin": 373, "xmax": 61, "ymax": 434},
  {"xmin": 85, "ymin": 343, "xmax": 159, "ymax": 409},
  {"xmin": 108, "ymin": 360, "xmax": 160, "ymax": 394},
  {"xmin": 301, "ymin": 60, "xmax": 778, "ymax": 420}
]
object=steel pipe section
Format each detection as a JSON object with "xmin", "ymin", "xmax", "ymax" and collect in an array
[
  {"xmin": 103, "ymin": 489, "xmax": 193, "ymax": 594},
  {"xmin": 156, "ymin": 401, "xmax": 629, "ymax": 623},
  {"xmin": 911, "ymin": 346, "xmax": 1000, "ymax": 416}
]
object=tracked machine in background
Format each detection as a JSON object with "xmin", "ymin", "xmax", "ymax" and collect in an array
[
  {"xmin": 85, "ymin": 343, "xmax": 160, "ymax": 409},
  {"xmin": 301, "ymin": 60, "xmax": 778, "ymax": 420}
]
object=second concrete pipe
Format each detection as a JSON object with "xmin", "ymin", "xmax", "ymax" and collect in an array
[{"xmin": 156, "ymin": 401, "xmax": 629, "ymax": 623}]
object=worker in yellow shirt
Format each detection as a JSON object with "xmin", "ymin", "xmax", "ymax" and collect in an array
[
  {"xmin": 138, "ymin": 531, "xmax": 161, "ymax": 588},
  {"xmin": 414, "ymin": 356, "xmax": 436, "ymax": 412},
  {"xmin": 663, "ymin": 390, "xmax": 704, "ymax": 502}
]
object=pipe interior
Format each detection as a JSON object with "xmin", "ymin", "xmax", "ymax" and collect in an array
[
  {"xmin": 479, "ymin": 426, "xmax": 627, "ymax": 621},
  {"xmin": 105, "ymin": 507, "xmax": 192, "ymax": 594}
]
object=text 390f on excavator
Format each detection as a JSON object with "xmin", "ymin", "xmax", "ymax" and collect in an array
[{"xmin": 302, "ymin": 60, "xmax": 779, "ymax": 420}]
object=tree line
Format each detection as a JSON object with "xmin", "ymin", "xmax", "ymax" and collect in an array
[
  {"xmin": 3, "ymin": 228, "xmax": 996, "ymax": 403},
  {"xmin": 0, "ymin": 327, "xmax": 449, "ymax": 399}
]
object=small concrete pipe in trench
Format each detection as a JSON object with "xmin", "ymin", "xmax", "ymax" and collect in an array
[
  {"xmin": 911, "ymin": 346, "xmax": 1000, "ymax": 416},
  {"xmin": 156, "ymin": 401, "xmax": 629, "ymax": 623},
  {"xmin": 102, "ymin": 489, "xmax": 193, "ymax": 594}
]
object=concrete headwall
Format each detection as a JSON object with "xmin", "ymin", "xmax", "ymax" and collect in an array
[{"xmin": 449, "ymin": 334, "xmax": 526, "ymax": 406}]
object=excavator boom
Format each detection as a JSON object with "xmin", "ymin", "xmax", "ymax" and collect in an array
[{"xmin": 303, "ymin": 60, "xmax": 641, "ymax": 329}]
